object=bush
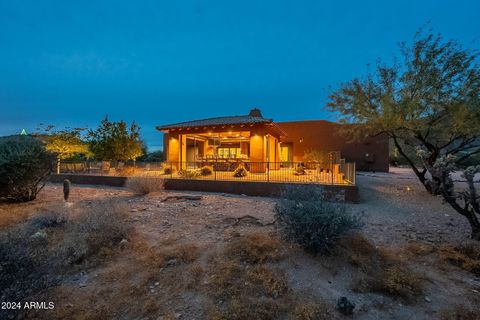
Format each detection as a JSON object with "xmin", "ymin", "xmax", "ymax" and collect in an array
[
  {"xmin": 0, "ymin": 201, "xmax": 131, "ymax": 318},
  {"xmin": 275, "ymin": 185, "xmax": 362, "ymax": 254},
  {"xmin": 339, "ymin": 234, "xmax": 425, "ymax": 302},
  {"xmin": 0, "ymin": 135, "xmax": 52, "ymax": 202},
  {"xmin": 59, "ymin": 201, "xmax": 131, "ymax": 264},
  {"xmin": 233, "ymin": 163, "xmax": 248, "ymax": 177},
  {"xmin": 125, "ymin": 176, "xmax": 164, "ymax": 194},
  {"xmin": 199, "ymin": 165, "xmax": 213, "ymax": 176},
  {"xmin": 439, "ymin": 241, "xmax": 480, "ymax": 276},
  {"xmin": 225, "ymin": 233, "xmax": 284, "ymax": 264},
  {"xmin": 293, "ymin": 164, "xmax": 306, "ymax": 175},
  {"xmin": 162, "ymin": 163, "xmax": 176, "ymax": 174},
  {"xmin": 178, "ymin": 169, "xmax": 201, "ymax": 179}
]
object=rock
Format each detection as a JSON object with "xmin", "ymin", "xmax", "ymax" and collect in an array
[
  {"xmin": 174, "ymin": 313, "xmax": 181, "ymax": 319},
  {"xmin": 31, "ymin": 230, "xmax": 48, "ymax": 239},
  {"xmin": 424, "ymin": 296, "xmax": 431, "ymax": 303},
  {"xmin": 131, "ymin": 208, "xmax": 138, "ymax": 212},
  {"xmin": 337, "ymin": 297, "xmax": 355, "ymax": 315},
  {"xmin": 119, "ymin": 239, "xmax": 129, "ymax": 249},
  {"xmin": 167, "ymin": 259, "xmax": 177, "ymax": 266}
]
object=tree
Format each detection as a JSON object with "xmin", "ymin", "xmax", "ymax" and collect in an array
[
  {"xmin": 327, "ymin": 30, "xmax": 480, "ymax": 240},
  {"xmin": 40, "ymin": 127, "xmax": 90, "ymax": 174},
  {"xmin": 327, "ymin": 30, "xmax": 480, "ymax": 195},
  {"xmin": 417, "ymin": 150, "xmax": 480, "ymax": 240},
  {"xmin": 88, "ymin": 117, "xmax": 144, "ymax": 162}
]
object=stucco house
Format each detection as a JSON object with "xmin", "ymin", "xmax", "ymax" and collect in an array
[{"xmin": 156, "ymin": 108, "xmax": 389, "ymax": 174}]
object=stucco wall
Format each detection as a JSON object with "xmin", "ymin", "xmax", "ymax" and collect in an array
[{"xmin": 277, "ymin": 120, "xmax": 389, "ymax": 172}]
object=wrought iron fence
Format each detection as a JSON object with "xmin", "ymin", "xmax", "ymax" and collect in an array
[{"xmin": 53, "ymin": 159, "xmax": 356, "ymax": 185}]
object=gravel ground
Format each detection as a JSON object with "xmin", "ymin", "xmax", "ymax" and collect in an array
[{"xmin": 355, "ymin": 167, "xmax": 476, "ymax": 246}]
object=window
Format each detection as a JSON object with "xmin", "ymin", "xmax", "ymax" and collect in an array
[{"xmin": 217, "ymin": 147, "xmax": 241, "ymax": 158}]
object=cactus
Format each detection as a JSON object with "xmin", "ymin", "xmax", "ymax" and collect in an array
[{"xmin": 63, "ymin": 179, "xmax": 71, "ymax": 201}]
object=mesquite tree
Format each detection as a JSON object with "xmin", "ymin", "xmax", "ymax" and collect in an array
[
  {"xmin": 418, "ymin": 150, "xmax": 480, "ymax": 240},
  {"xmin": 88, "ymin": 117, "xmax": 144, "ymax": 163},
  {"xmin": 327, "ymin": 30, "xmax": 480, "ymax": 195}
]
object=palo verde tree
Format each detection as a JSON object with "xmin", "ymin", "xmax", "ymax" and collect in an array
[
  {"xmin": 38, "ymin": 126, "xmax": 90, "ymax": 174},
  {"xmin": 87, "ymin": 117, "xmax": 144, "ymax": 163},
  {"xmin": 327, "ymin": 30, "xmax": 480, "ymax": 194}
]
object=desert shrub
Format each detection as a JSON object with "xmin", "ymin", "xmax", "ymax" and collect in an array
[
  {"xmin": 115, "ymin": 166, "xmax": 138, "ymax": 176},
  {"xmin": 233, "ymin": 163, "xmax": 248, "ymax": 177},
  {"xmin": 162, "ymin": 163, "xmax": 176, "ymax": 174},
  {"xmin": 225, "ymin": 233, "xmax": 284, "ymax": 264},
  {"xmin": 199, "ymin": 165, "xmax": 213, "ymax": 176},
  {"xmin": 59, "ymin": 201, "xmax": 131, "ymax": 264},
  {"xmin": 293, "ymin": 302, "xmax": 333, "ymax": 320},
  {"xmin": 178, "ymin": 169, "xmax": 201, "ymax": 179},
  {"xmin": 275, "ymin": 185, "xmax": 362, "ymax": 254},
  {"xmin": 0, "ymin": 135, "xmax": 52, "ymax": 202},
  {"xmin": 339, "ymin": 234, "xmax": 425, "ymax": 302},
  {"xmin": 209, "ymin": 297, "xmax": 285, "ymax": 320},
  {"xmin": 439, "ymin": 241, "xmax": 480, "ymax": 275},
  {"xmin": 246, "ymin": 265, "xmax": 288, "ymax": 298},
  {"xmin": 28, "ymin": 207, "xmax": 67, "ymax": 229},
  {"xmin": 0, "ymin": 201, "xmax": 131, "ymax": 318},
  {"xmin": 125, "ymin": 176, "xmax": 164, "ymax": 194}
]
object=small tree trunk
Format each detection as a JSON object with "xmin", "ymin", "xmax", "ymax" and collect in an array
[
  {"xmin": 56, "ymin": 157, "xmax": 61, "ymax": 174},
  {"xmin": 392, "ymin": 136, "xmax": 431, "ymax": 194}
]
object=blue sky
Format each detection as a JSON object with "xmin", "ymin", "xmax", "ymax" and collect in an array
[{"xmin": 1, "ymin": 0, "xmax": 479, "ymax": 150}]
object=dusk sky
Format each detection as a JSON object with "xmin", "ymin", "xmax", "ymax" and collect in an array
[{"xmin": 1, "ymin": 1, "xmax": 479, "ymax": 150}]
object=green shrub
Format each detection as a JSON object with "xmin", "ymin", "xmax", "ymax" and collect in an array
[
  {"xmin": 275, "ymin": 185, "xmax": 362, "ymax": 254},
  {"xmin": 200, "ymin": 165, "xmax": 213, "ymax": 176},
  {"xmin": 233, "ymin": 163, "xmax": 248, "ymax": 177},
  {"xmin": 0, "ymin": 135, "xmax": 52, "ymax": 202}
]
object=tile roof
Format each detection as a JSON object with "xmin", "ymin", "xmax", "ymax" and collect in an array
[{"xmin": 156, "ymin": 111, "xmax": 272, "ymax": 131}]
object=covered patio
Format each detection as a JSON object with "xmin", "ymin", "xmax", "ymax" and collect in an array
[{"xmin": 158, "ymin": 108, "xmax": 285, "ymax": 173}]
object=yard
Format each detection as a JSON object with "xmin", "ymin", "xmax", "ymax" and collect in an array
[{"xmin": 1, "ymin": 168, "xmax": 479, "ymax": 319}]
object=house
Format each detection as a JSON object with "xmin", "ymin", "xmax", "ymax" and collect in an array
[{"xmin": 157, "ymin": 108, "xmax": 389, "ymax": 174}]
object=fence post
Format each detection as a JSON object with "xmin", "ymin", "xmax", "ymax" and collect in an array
[
  {"xmin": 331, "ymin": 159, "xmax": 334, "ymax": 185},
  {"xmin": 267, "ymin": 162, "xmax": 269, "ymax": 182},
  {"xmin": 214, "ymin": 164, "xmax": 217, "ymax": 181},
  {"xmin": 170, "ymin": 162, "xmax": 173, "ymax": 178},
  {"xmin": 353, "ymin": 162, "xmax": 356, "ymax": 185}
]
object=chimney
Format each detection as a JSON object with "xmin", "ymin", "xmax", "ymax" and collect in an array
[{"xmin": 248, "ymin": 108, "xmax": 263, "ymax": 118}]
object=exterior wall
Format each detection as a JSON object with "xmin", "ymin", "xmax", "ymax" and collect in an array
[
  {"xmin": 49, "ymin": 174, "xmax": 359, "ymax": 202},
  {"xmin": 277, "ymin": 120, "xmax": 389, "ymax": 172},
  {"xmin": 164, "ymin": 133, "xmax": 180, "ymax": 164}
]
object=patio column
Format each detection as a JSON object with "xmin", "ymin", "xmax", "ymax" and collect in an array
[
  {"xmin": 249, "ymin": 133, "xmax": 266, "ymax": 173},
  {"xmin": 167, "ymin": 133, "xmax": 180, "ymax": 171}
]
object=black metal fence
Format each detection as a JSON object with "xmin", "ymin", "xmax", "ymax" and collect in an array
[{"xmin": 53, "ymin": 160, "xmax": 356, "ymax": 185}]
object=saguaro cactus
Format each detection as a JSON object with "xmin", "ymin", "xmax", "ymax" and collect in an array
[{"xmin": 63, "ymin": 179, "xmax": 71, "ymax": 201}]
